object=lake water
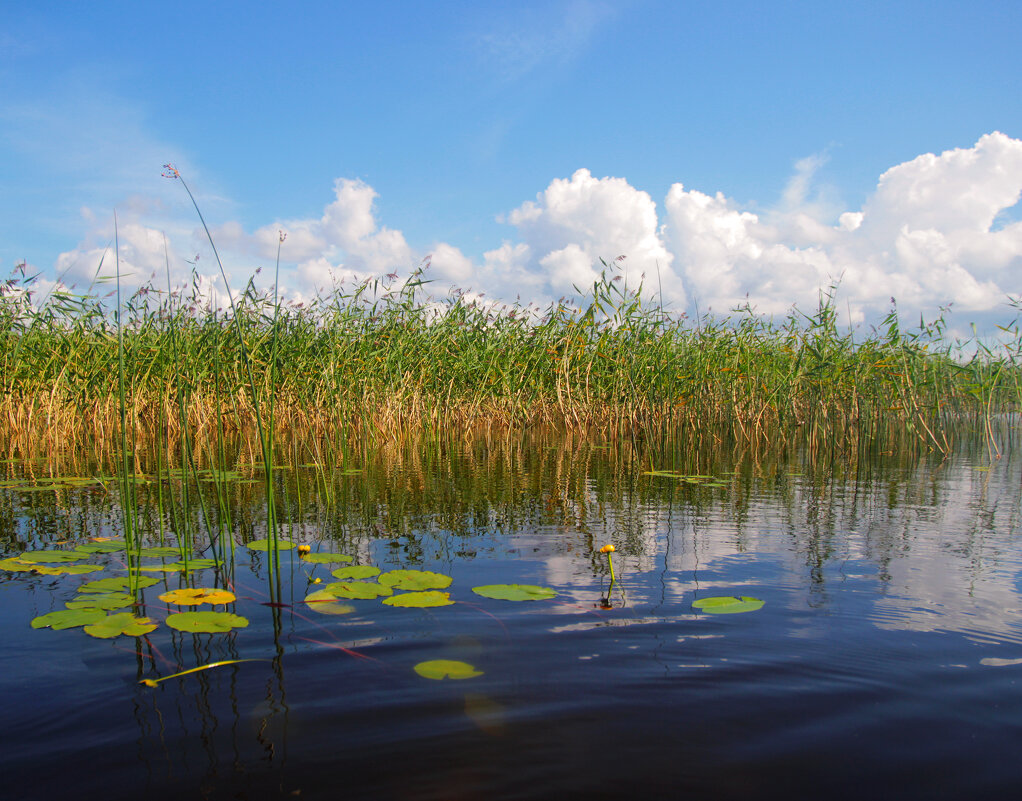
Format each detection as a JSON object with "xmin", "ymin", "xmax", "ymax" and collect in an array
[{"xmin": 2, "ymin": 432, "xmax": 1021, "ymax": 800}]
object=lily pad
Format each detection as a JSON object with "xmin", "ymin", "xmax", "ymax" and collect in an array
[
  {"xmin": 65, "ymin": 592, "xmax": 134, "ymax": 610},
  {"xmin": 31, "ymin": 608, "xmax": 106, "ymax": 630},
  {"xmin": 158, "ymin": 588, "xmax": 236, "ymax": 606},
  {"xmin": 133, "ymin": 564, "xmax": 186, "ymax": 573},
  {"xmin": 167, "ymin": 558, "xmax": 219, "ymax": 569},
  {"xmin": 166, "ymin": 611, "xmax": 249, "ymax": 633},
  {"xmin": 18, "ymin": 550, "xmax": 88, "ymax": 563},
  {"xmin": 78, "ymin": 576, "xmax": 159, "ymax": 592},
  {"xmin": 34, "ymin": 564, "xmax": 104, "ymax": 575},
  {"xmin": 330, "ymin": 565, "xmax": 381, "ymax": 580},
  {"xmin": 136, "ymin": 547, "xmax": 185, "ymax": 558},
  {"xmin": 75, "ymin": 541, "xmax": 126, "ymax": 553},
  {"xmin": 378, "ymin": 569, "xmax": 453, "ymax": 591},
  {"xmin": 472, "ymin": 584, "xmax": 558, "ymax": 601},
  {"xmin": 83, "ymin": 613, "xmax": 158, "ymax": 639},
  {"xmin": 324, "ymin": 581, "xmax": 393, "ymax": 599},
  {"xmin": 692, "ymin": 596, "xmax": 765, "ymax": 614},
  {"xmin": 301, "ymin": 552, "xmax": 354, "ymax": 564},
  {"xmin": 0, "ymin": 557, "xmax": 37, "ymax": 572},
  {"xmin": 245, "ymin": 538, "xmax": 296, "ymax": 551},
  {"xmin": 413, "ymin": 659, "xmax": 483, "ymax": 680},
  {"xmin": 382, "ymin": 591, "xmax": 454, "ymax": 608},
  {"xmin": 303, "ymin": 589, "xmax": 356, "ymax": 615}
]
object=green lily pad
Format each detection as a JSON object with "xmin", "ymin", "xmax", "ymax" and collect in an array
[
  {"xmin": 692, "ymin": 596, "xmax": 765, "ymax": 614},
  {"xmin": 0, "ymin": 557, "xmax": 37, "ymax": 572},
  {"xmin": 245, "ymin": 538, "xmax": 296, "ymax": 551},
  {"xmin": 18, "ymin": 550, "xmax": 89, "ymax": 563},
  {"xmin": 472, "ymin": 584, "xmax": 558, "ymax": 601},
  {"xmin": 303, "ymin": 589, "xmax": 356, "ymax": 615},
  {"xmin": 168, "ymin": 558, "xmax": 219, "ymax": 569},
  {"xmin": 166, "ymin": 611, "xmax": 250, "ymax": 633},
  {"xmin": 133, "ymin": 564, "xmax": 186, "ymax": 573},
  {"xmin": 198, "ymin": 470, "xmax": 243, "ymax": 482},
  {"xmin": 301, "ymin": 552, "xmax": 354, "ymax": 564},
  {"xmin": 324, "ymin": 581, "xmax": 393, "ymax": 599},
  {"xmin": 31, "ymin": 608, "xmax": 106, "ymax": 630},
  {"xmin": 34, "ymin": 563, "xmax": 104, "ymax": 575},
  {"xmin": 65, "ymin": 592, "xmax": 134, "ymax": 610},
  {"xmin": 378, "ymin": 569, "xmax": 453, "ymax": 591},
  {"xmin": 136, "ymin": 547, "xmax": 184, "ymax": 558},
  {"xmin": 413, "ymin": 659, "xmax": 483, "ymax": 680},
  {"xmin": 382, "ymin": 591, "xmax": 454, "ymax": 608},
  {"xmin": 75, "ymin": 541, "xmax": 126, "ymax": 553},
  {"xmin": 330, "ymin": 565, "xmax": 381, "ymax": 580},
  {"xmin": 83, "ymin": 613, "xmax": 158, "ymax": 639},
  {"xmin": 78, "ymin": 576, "xmax": 159, "ymax": 592}
]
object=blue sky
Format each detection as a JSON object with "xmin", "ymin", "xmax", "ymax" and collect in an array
[{"xmin": 2, "ymin": 0, "xmax": 1020, "ymax": 332}]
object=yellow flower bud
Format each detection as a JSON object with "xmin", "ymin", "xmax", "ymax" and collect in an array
[{"xmin": 599, "ymin": 544, "xmax": 616, "ymax": 553}]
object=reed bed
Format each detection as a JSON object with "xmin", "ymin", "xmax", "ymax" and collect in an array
[{"xmin": 2, "ymin": 258, "xmax": 1020, "ymax": 459}]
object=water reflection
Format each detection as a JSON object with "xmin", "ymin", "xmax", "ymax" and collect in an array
[{"xmin": 2, "ymin": 430, "xmax": 1022, "ymax": 798}]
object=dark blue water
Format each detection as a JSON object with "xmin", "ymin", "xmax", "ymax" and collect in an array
[{"xmin": 2, "ymin": 437, "xmax": 1021, "ymax": 800}]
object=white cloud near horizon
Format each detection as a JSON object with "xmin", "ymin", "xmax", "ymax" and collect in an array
[{"xmin": 47, "ymin": 131, "xmax": 1022, "ymax": 330}]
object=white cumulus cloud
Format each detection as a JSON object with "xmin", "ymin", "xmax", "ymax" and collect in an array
[
  {"xmin": 664, "ymin": 131, "xmax": 1022, "ymax": 321},
  {"xmin": 48, "ymin": 132, "xmax": 1022, "ymax": 332}
]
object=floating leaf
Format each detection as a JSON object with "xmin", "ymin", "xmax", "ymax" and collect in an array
[
  {"xmin": 301, "ymin": 552, "xmax": 354, "ymax": 564},
  {"xmin": 413, "ymin": 659, "xmax": 483, "ymax": 680},
  {"xmin": 38, "ymin": 564, "xmax": 103, "ymax": 576},
  {"xmin": 78, "ymin": 576, "xmax": 158, "ymax": 592},
  {"xmin": 136, "ymin": 547, "xmax": 184, "ymax": 558},
  {"xmin": 168, "ymin": 558, "xmax": 219, "ymax": 569},
  {"xmin": 383, "ymin": 591, "xmax": 453, "ymax": 608},
  {"xmin": 303, "ymin": 589, "xmax": 356, "ymax": 615},
  {"xmin": 75, "ymin": 541, "xmax": 125, "ymax": 553},
  {"xmin": 692, "ymin": 596, "xmax": 764, "ymax": 614},
  {"xmin": 0, "ymin": 557, "xmax": 36, "ymax": 572},
  {"xmin": 330, "ymin": 565, "xmax": 381, "ymax": 580},
  {"xmin": 472, "ymin": 584, "xmax": 557, "ymax": 602},
  {"xmin": 158, "ymin": 588, "xmax": 236, "ymax": 606},
  {"xmin": 18, "ymin": 550, "xmax": 88, "ymax": 563},
  {"xmin": 31, "ymin": 608, "xmax": 106, "ymax": 630},
  {"xmin": 378, "ymin": 569, "xmax": 453, "ymax": 591},
  {"xmin": 245, "ymin": 539, "xmax": 296, "ymax": 551},
  {"xmin": 325, "ymin": 581, "xmax": 393, "ymax": 599},
  {"xmin": 133, "ymin": 564, "xmax": 186, "ymax": 573},
  {"xmin": 83, "ymin": 613, "xmax": 158, "ymax": 639},
  {"xmin": 166, "ymin": 611, "xmax": 249, "ymax": 633},
  {"xmin": 198, "ymin": 470, "xmax": 243, "ymax": 482},
  {"xmin": 39, "ymin": 564, "xmax": 103, "ymax": 575},
  {"xmin": 65, "ymin": 592, "xmax": 134, "ymax": 610}
]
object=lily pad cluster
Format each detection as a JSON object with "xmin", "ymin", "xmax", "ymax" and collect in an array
[
  {"xmin": 10, "ymin": 541, "xmax": 248, "ymax": 639},
  {"xmin": 643, "ymin": 470, "xmax": 729, "ymax": 488},
  {"xmin": 301, "ymin": 566, "xmax": 559, "ymax": 612},
  {"xmin": 304, "ymin": 568, "xmax": 458, "ymax": 610}
]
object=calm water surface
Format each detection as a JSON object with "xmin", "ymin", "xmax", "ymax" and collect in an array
[{"xmin": 2, "ymin": 433, "xmax": 1021, "ymax": 800}]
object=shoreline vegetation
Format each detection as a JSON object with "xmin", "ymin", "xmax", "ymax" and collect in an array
[
  {"xmin": 2, "ymin": 256, "xmax": 1019, "ymax": 460},
  {"xmin": 2, "ymin": 167, "xmax": 1020, "ymax": 464}
]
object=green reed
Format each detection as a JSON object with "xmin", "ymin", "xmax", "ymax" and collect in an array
[{"xmin": 1, "ymin": 251, "xmax": 1020, "ymax": 461}]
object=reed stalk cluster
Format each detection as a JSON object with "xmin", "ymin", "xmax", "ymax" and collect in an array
[{"xmin": 2, "ymin": 257, "xmax": 1019, "ymax": 458}]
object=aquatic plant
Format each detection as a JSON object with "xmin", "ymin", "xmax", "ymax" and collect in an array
[{"xmin": 2, "ymin": 240, "xmax": 1020, "ymax": 460}]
